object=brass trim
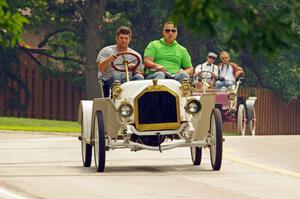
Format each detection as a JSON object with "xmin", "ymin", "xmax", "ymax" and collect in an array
[
  {"xmin": 180, "ymin": 78, "xmax": 192, "ymax": 97},
  {"xmin": 134, "ymin": 84, "xmax": 180, "ymax": 131},
  {"xmin": 112, "ymin": 80, "xmax": 122, "ymax": 99}
]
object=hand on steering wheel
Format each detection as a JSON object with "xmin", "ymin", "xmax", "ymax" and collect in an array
[{"xmin": 111, "ymin": 52, "xmax": 141, "ymax": 72}]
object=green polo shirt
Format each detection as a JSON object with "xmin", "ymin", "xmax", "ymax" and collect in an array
[{"xmin": 144, "ymin": 38, "xmax": 192, "ymax": 75}]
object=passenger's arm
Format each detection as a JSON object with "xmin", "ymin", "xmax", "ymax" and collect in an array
[
  {"xmin": 131, "ymin": 63, "xmax": 144, "ymax": 75},
  {"xmin": 231, "ymin": 62, "xmax": 244, "ymax": 78},
  {"xmin": 181, "ymin": 48, "xmax": 193, "ymax": 77},
  {"xmin": 180, "ymin": 66, "xmax": 193, "ymax": 77},
  {"xmin": 144, "ymin": 56, "xmax": 166, "ymax": 72}
]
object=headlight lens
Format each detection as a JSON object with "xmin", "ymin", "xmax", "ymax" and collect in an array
[
  {"xmin": 186, "ymin": 99, "xmax": 201, "ymax": 114},
  {"xmin": 118, "ymin": 103, "xmax": 133, "ymax": 118}
]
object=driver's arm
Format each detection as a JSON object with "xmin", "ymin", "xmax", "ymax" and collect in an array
[
  {"xmin": 144, "ymin": 56, "xmax": 166, "ymax": 72},
  {"xmin": 98, "ymin": 54, "xmax": 117, "ymax": 73},
  {"xmin": 194, "ymin": 64, "xmax": 202, "ymax": 76}
]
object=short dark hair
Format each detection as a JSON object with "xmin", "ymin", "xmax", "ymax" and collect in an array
[
  {"xmin": 116, "ymin": 26, "xmax": 132, "ymax": 37},
  {"xmin": 163, "ymin": 21, "xmax": 177, "ymax": 29}
]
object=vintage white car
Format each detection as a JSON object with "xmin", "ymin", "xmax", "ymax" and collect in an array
[{"xmin": 78, "ymin": 52, "xmax": 223, "ymax": 172}]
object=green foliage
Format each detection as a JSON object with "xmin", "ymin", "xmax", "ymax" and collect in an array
[
  {"xmin": 2, "ymin": 0, "xmax": 299, "ymax": 103},
  {"xmin": 11, "ymin": 0, "xmax": 86, "ymax": 89},
  {"xmin": 261, "ymin": 50, "xmax": 300, "ymax": 101},
  {"xmin": 171, "ymin": 0, "xmax": 300, "ymax": 102},
  {"xmin": 171, "ymin": 0, "xmax": 300, "ymax": 56},
  {"xmin": 106, "ymin": 0, "xmax": 175, "ymax": 53},
  {"xmin": 0, "ymin": 0, "xmax": 29, "ymax": 47}
]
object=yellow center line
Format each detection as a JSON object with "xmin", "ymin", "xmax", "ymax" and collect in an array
[{"xmin": 224, "ymin": 153, "xmax": 300, "ymax": 179}]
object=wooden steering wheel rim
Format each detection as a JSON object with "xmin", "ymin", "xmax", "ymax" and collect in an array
[
  {"xmin": 111, "ymin": 52, "xmax": 141, "ymax": 72},
  {"xmin": 198, "ymin": 70, "xmax": 215, "ymax": 79}
]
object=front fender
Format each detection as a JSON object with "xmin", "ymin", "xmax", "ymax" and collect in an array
[
  {"xmin": 192, "ymin": 92, "xmax": 216, "ymax": 141},
  {"xmin": 91, "ymin": 98, "xmax": 122, "ymax": 140},
  {"xmin": 246, "ymin": 96, "xmax": 257, "ymax": 120},
  {"xmin": 78, "ymin": 100, "xmax": 93, "ymax": 143}
]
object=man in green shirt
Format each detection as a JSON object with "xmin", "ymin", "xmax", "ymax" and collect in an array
[{"xmin": 144, "ymin": 21, "xmax": 193, "ymax": 82}]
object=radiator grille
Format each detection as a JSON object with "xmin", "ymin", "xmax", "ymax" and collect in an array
[{"xmin": 137, "ymin": 91, "xmax": 177, "ymax": 124}]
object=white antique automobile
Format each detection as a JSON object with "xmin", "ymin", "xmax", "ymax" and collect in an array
[{"xmin": 78, "ymin": 52, "xmax": 223, "ymax": 172}]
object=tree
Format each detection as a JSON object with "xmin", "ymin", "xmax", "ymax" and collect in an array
[
  {"xmin": 171, "ymin": 0, "xmax": 300, "ymax": 55},
  {"xmin": 171, "ymin": 0, "xmax": 300, "ymax": 101},
  {"xmin": 0, "ymin": 46, "xmax": 31, "ymax": 115},
  {"xmin": 6, "ymin": 0, "xmax": 299, "ymax": 103},
  {"xmin": 0, "ymin": 0, "xmax": 28, "ymax": 47},
  {"xmin": 106, "ymin": 0, "xmax": 175, "ymax": 53},
  {"xmin": 14, "ymin": 0, "xmax": 107, "ymax": 99},
  {"xmin": 15, "ymin": 0, "xmax": 174, "ymax": 99},
  {"xmin": 0, "ymin": 0, "xmax": 30, "ymax": 115}
]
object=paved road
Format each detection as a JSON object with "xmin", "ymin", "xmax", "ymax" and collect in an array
[{"xmin": 0, "ymin": 131, "xmax": 300, "ymax": 199}]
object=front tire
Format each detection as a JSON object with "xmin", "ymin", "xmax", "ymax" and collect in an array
[
  {"xmin": 209, "ymin": 109, "xmax": 223, "ymax": 171},
  {"xmin": 94, "ymin": 111, "xmax": 106, "ymax": 172},
  {"xmin": 190, "ymin": 147, "xmax": 202, "ymax": 165}
]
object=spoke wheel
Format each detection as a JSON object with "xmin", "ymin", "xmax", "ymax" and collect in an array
[
  {"xmin": 81, "ymin": 118, "xmax": 92, "ymax": 167},
  {"xmin": 246, "ymin": 108, "xmax": 256, "ymax": 136},
  {"xmin": 237, "ymin": 104, "xmax": 246, "ymax": 136},
  {"xmin": 94, "ymin": 111, "xmax": 106, "ymax": 172},
  {"xmin": 190, "ymin": 146, "xmax": 202, "ymax": 165},
  {"xmin": 209, "ymin": 109, "xmax": 223, "ymax": 171}
]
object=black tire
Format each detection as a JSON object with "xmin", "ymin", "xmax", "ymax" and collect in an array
[
  {"xmin": 209, "ymin": 108, "xmax": 223, "ymax": 171},
  {"xmin": 94, "ymin": 111, "xmax": 106, "ymax": 172},
  {"xmin": 81, "ymin": 142, "xmax": 92, "ymax": 167},
  {"xmin": 81, "ymin": 119, "xmax": 92, "ymax": 167},
  {"xmin": 190, "ymin": 146, "xmax": 202, "ymax": 165},
  {"xmin": 215, "ymin": 104, "xmax": 224, "ymax": 122}
]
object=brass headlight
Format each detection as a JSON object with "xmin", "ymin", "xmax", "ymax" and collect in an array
[
  {"xmin": 118, "ymin": 102, "xmax": 133, "ymax": 118},
  {"xmin": 185, "ymin": 99, "xmax": 201, "ymax": 114}
]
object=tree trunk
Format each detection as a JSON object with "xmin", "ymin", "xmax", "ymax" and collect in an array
[
  {"xmin": 83, "ymin": 0, "xmax": 107, "ymax": 99},
  {"xmin": 239, "ymin": 49, "xmax": 265, "ymax": 87}
]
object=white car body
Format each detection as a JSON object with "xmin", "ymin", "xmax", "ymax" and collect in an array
[{"xmin": 78, "ymin": 78, "xmax": 223, "ymax": 172}]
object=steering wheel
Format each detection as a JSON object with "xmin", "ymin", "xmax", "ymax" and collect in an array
[
  {"xmin": 111, "ymin": 52, "xmax": 141, "ymax": 72},
  {"xmin": 197, "ymin": 71, "xmax": 215, "ymax": 81}
]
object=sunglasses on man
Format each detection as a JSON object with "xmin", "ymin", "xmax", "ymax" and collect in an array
[
  {"xmin": 221, "ymin": 56, "xmax": 228, "ymax": 60},
  {"xmin": 165, "ymin": 29, "xmax": 177, "ymax": 33},
  {"xmin": 208, "ymin": 56, "xmax": 216, "ymax": 60}
]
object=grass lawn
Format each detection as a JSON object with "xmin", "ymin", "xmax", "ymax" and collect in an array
[
  {"xmin": 224, "ymin": 131, "xmax": 240, "ymax": 136},
  {"xmin": 0, "ymin": 116, "xmax": 80, "ymax": 133},
  {"xmin": 0, "ymin": 116, "xmax": 239, "ymax": 135}
]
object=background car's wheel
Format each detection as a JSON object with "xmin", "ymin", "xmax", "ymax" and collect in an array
[
  {"xmin": 246, "ymin": 107, "xmax": 256, "ymax": 136},
  {"xmin": 209, "ymin": 109, "xmax": 223, "ymax": 171},
  {"xmin": 237, "ymin": 104, "xmax": 246, "ymax": 136},
  {"xmin": 81, "ymin": 118, "xmax": 92, "ymax": 167},
  {"xmin": 94, "ymin": 111, "xmax": 106, "ymax": 172},
  {"xmin": 190, "ymin": 146, "xmax": 202, "ymax": 165}
]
